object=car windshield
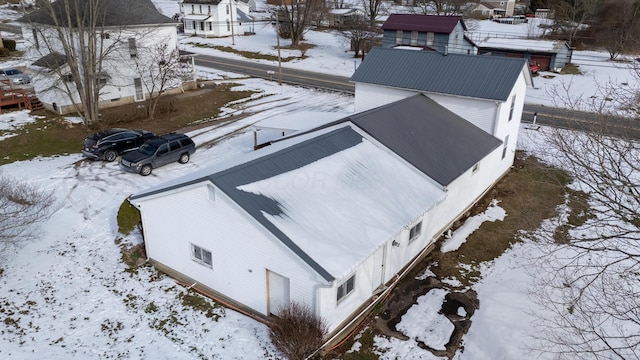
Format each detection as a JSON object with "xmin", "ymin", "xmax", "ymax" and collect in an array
[
  {"xmin": 4, "ymin": 69, "xmax": 20, "ymax": 76},
  {"xmin": 138, "ymin": 142, "xmax": 158, "ymax": 155}
]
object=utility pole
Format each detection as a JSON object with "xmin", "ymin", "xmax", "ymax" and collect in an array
[
  {"xmin": 230, "ymin": 0, "xmax": 235, "ymax": 45},
  {"xmin": 275, "ymin": 2, "xmax": 283, "ymax": 86}
]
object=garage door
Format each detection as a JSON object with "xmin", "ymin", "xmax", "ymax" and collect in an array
[{"xmin": 531, "ymin": 55, "xmax": 552, "ymax": 71}]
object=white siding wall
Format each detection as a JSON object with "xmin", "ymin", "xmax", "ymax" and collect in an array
[
  {"xmin": 354, "ymin": 83, "xmax": 414, "ymax": 112},
  {"xmin": 355, "ymin": 83, "xmax": 501, "ymax": 136},
  {"xmin": 426, "ymin": 93, "xmax": 498, "ymax": 134},
  {"xmin": 316, "ymin": 211, "xmax": 436, "ymax": 331},
  {"xmin": 424, "ymin": 146, "xmax": 509, "ymax": 241},
  {"xmin": 135, "ymin": 182, "xmax": 324, "ymax": 317}
]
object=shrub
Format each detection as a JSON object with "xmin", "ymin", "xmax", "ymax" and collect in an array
[
  {"xmin": 268, "ymin": 301, "xmax": 328, "ymax": 360},
  {"xmin": 117, "ymin": 198, "xmax": 141, "ymax": 235},
  {"xmin": 3, "ymin": 39, "xmax": 16, "ymax": 51}
]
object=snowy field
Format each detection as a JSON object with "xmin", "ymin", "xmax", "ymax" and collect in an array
[{"xmin": 1, "ymin": 1, "xmax": 638, "ymax": 359}]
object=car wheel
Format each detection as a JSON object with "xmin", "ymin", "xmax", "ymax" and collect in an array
[
  {"xmin": 104, "ymin": 150, "xmax": 118, "ymax": 162},
  {"xmin": 140, "ymin": 164, "xmax": 152, "ymax": 176},
  {"xmin": 178, "ymin": 153, "xmax": 190, "ymax": 164}
]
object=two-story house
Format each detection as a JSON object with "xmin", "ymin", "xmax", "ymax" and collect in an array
[
  {"xmin": 18, "ymin": 0, "xmax": 187, "ymax": 115},
  {"xmin": 381, "ymin": 14, "xmax": 476, "ymax": 55},
  {"xmin": 180, "ymin": 0, "xmax": 253, "ymax": 38}
]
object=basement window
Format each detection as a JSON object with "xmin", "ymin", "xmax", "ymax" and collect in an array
[
  {"xmin": 191, "ymin": 244, "xmax": 213, "ymax": 268},
  {"xmin": 409, "ymin": 221, "xmax": 422, "ymax": 242},
  {"xmin": 336, "ymin": 274, "xmax": 355, "ymax": 302}
]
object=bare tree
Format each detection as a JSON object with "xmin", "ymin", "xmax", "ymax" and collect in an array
[
  {"xmin": 589, "ymin": 0, "xmax": 640, "ymax": 60},
  {"xmin": 551, "ymin": 0, "xmax": 601, "ymax": 46},
  {"xmin": 412, "ymin": 0, "xmax": 467, "ymax": 15},
  {"xmin": 133, "ymin": 43, "xmax": 188, "ymax": 120},
  {"xmin": 20, "ymin": 0, "xmax": 111, "ymax": 126},
  {"xmin": 274, "ymin": 0, "xmax": 324, "ymax": 46},
  {"xmin": 361, "ymin": 0, "xmax": 387, "ymax": 28},
  {"xmin": 0, "ymin": 173, "xmax": 56, "ymax": 251},
  {"xmin": 529, "ymin": 65, "xmax": 640, "ymax": 359},
  {"xmin": 338, "ymin": 18, "xmax": 380, "ymax": 59},
  {"xmin": 18, "ymin": 0, "xmax": 177, "ymax": 126}
]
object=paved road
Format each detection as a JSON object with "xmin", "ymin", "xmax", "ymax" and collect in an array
[{"xmin": 194, "ymin": 53, "xmax": 640, "ymax": 138}]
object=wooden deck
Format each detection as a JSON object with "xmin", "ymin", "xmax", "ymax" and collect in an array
[{"xmin": 0, "ymin": 79, "xmax": 44, "ymax": 113}]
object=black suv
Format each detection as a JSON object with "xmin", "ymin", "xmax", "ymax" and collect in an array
[
  {"xmin": 119, "ymin": 133, "xmax": 196, "ymax": 176},
  {"xmin": 82, "ymin": 128, "xmax": 155, "ymax": 161}
]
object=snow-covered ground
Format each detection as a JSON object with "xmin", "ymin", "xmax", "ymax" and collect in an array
[{"xmin": 1, "ymin": 1, "xmax": 637, "ymax": 359}]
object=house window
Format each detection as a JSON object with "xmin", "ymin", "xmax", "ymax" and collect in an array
[
  {"xmin": 426, "ymin": 32, "xmax": 434, "ymax": 46},
  {"xmin": 199, "ymin": 5, "xmax": 202, "ymax": 13},
  {"xmin": 101, "ymin": 32, "xmax": 110, "ymax": 40},
  {"xmin": 395, "ymin": 30, "xmax": 403, "ymax": 45},
  {"xmin": 191, "ymin": 244, "xmax": 213, "ymax": 268},
  {"xmin": 191, "ymin": 4, "xmax": 194, "ymax": 13},
  {"xmin": 336, "ymin": 274, "xmax": 355, "ymax": 302},
  {"xmin": 508, "ymin": 96, "xmax": 516, "ymax": 121},
  {"xmin": 227, "ymin": 20, "xmax": 231, "ymax": 31},
  {"xmin": 32, "ymin": 28, "xmax": 39, "ymax": 49},
  {"xmin": 409, "ymin": 221, "xmax": 422, "ymax": 242},
  {"xmin": 208, "ymin": 5, "xmax": 211, "ymax": 14},
  {"xmin": 410, "ymin": 31, "xmax": 418, "ymax": 46},
  {"xmin": 208, "ymin": 22, "xmax": 212, "ymax": 31},
  {"xmin": 128, "ymin": 38, "xmax": 137, "ymax": 58},
  {"xmin": 472, "ymin": 162, "xmax": 479, "ymax": 174},
  {"xmin": 226, "ymin": 4, "xmax": 230, "ymax": 14},
  {"xmin": 134, "ymin": 78, "xmax": 144, "ymax": 101},
  {"xmin": 502, "ymin": 135, "xmax": 510, "ymax": 159},
  {"xmin": 200, "ymin": 22, "xmax": 205, "ymax": 31}
]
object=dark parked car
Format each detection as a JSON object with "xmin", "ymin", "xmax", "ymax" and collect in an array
[
  {"xmin": 82, "ymin": 128, "xmax": 156, "ymax": 161},
  {"xmin": 120, "ymin": 133, "xmax": 196, "ymax": 176}
]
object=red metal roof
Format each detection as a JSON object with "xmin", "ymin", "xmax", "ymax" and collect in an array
[{"xmin": 381, "ymin": 14, "xmax": 465, "ymax": 33}]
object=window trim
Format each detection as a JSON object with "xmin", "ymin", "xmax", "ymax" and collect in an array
[
  {"xmin": 336, "ymin": 274, "xmax": 355, "ymax": 303},
  {"xmin": 191, "ymin": 243, "xmax": 213, "ymax": 268}
]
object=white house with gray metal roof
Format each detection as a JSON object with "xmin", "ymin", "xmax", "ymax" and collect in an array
[
  {"xmin": 129, "ymin": 94, "xmax": 511, "ymax": 339},
  {"xmin": 350, "ymin": 46, "xmax": 532, "ymax": 180},
  {"xmin": 18, "ymin": 0, "xmax": 186, "ymax": 115}
]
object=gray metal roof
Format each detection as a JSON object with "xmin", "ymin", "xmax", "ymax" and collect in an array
[
  {"xmin": 345, "ymin": 94, "xmax": 502, "ymax": 186},
  {"xmin": 32, "ymin": 52, "xmax": 67, "ymax": 69},
  {"xmin": 18, "ymin": 0, "xmax": 175, "ymax": 27},
  {"xmin": 350, "ymin": 47, "xmax": 527, "ymax": 102}
]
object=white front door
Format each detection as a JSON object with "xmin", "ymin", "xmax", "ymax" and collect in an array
[{"xmin": 267, "ymin": 270, "xmax": 290, "ymax": 315}]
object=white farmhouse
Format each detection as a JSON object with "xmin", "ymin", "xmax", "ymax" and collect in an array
[
  {"xmin": 350, "ymin": 47, "xmax": 533, "ymax": 173},
  {"xmin": 129, "ymin": 47, "xmax": 529, "ymax": 343},
  {"xmin": 17, "ymin": 0, "xmax": 188, "ymax": 115},
  {"xmin": 180, "ymin": 0, "xmax": 254, "ymax": 38}
]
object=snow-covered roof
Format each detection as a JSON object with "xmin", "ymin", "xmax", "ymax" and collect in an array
[{"xmin": 475, "ymin": 38, "xmax": 568, "ymax": 53}]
